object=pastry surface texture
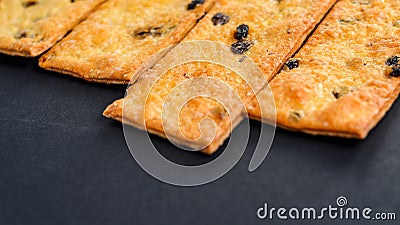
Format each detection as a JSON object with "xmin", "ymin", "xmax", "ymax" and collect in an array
[
  {"xmin": 104, "ymin": 0, "xmax": 338, "ymax": 154},
  {"xmin": 248, "ymin": 0, "xmax": 400, "ymax": 138},
  {"xmin": 0, "ymin": 0, "xmax": 106, "ymax": 57},
  {"xmin": 39, "ymin": 0, "xmax": 216, "ymax": 83}
]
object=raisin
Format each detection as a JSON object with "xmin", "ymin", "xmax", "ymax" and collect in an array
[
  {"xmin": 285, "ymin": 59, "xmax": 299, "ymax": 70},
  {"xmin": 22, "ymin": 0, "xmax": 38, "ymax": 7},
  {"xmin": 351, "ymin": 0, "xmax": 371, "ymax": 5},
  {"xmin": 71, "ymin": 0, "xmax": 75, "ymax": 2},
  {"xmin": 338, "ymin": 18, "xmax": 359, "ymax": 25},
  {"xmin": 332, "ymin": 91, "xmax": 341, "ymax": 99},
  {"xmin": 332, "ymin": 86, "xmax": 354, "ymax": 99},
  {"xmin": 132, "ymin": 25, "xmax": 174, "ymax": 39},
  {"xmin": 211, "ymin": 13, "xmax": 230, "ymax": 26},
  {"xmin": 187, "ymin": 0, "xmax": 205, "ymax": 10},
  {"xmin": 385, "ymin": 55, "xmax": 399, "ymax": 66},
  {"xmin": 389, "ymin": 66, "xmax": 400, "ymax": 77},
  {"xmin": 234, "ymin": 24, "xmax": 249, "ymax": 40},
  {"xmin": 231, "ymin": 40, "xmax": 253, "ymax": 54},
  {"xmin": 289, "ymin": 111, "xmax": 302, "ymax": 122},
  {"xmin": 14, "ymin": 31, "xmax": 27, "ymax": 39}
]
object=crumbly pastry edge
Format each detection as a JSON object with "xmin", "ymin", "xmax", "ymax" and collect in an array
[
  {"xmin": 103, "ymin": 99, "xmax": 243, "ymax": 154},
  {"xmin": 250, "ymin": 80, "xmax": 400, "ymax": 139}
]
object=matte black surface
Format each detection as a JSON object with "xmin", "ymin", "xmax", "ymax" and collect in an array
[{"xmin": 0, "ymin": 55, "xmax": 399, "ymax": 225}]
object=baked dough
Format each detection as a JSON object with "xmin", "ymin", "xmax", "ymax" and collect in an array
[
  {"xmin": 0, "ymin": 0, "xmax": 106, "ymax": 57},
  {"xmin": 247, "ymin": 0, "xmax": 400, "ymax": 139},
  {"xmin": 104, "ymin": 0, "xmax": 338, "ymax": 154},
  {"xmin": 39, "ymin": 0, "xmax": 216, "ymax": 84}
]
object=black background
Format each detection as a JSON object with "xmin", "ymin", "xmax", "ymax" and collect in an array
[{"xmin": 0, "ymin": 54, "xmax": 399, "ymax": 225}]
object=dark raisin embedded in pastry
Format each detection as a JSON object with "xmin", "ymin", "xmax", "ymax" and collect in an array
[
  {"xmin": 385, "ymin": 55, "xmax": 399, "ymax": 66},
  {"xmin": 289, "ymin": 111, "xmax": 302, "ymax": 122},
  {"xmin": 333, "ymin": 91, "xmax": 341, "ymax": 99},
  {"xmin": 14, "ymin": 31, "xmax": 27, "ymax": 39},
  {"xmin": 338, "ymin": 18, "xmax": 359, "ymax": 25},
  {"xmin": 187, "ymin": 0, "xmax": 205, "ymax": 10},
  {"xmin": 231, "ymin": 40, "xmax": 253, "ymax": 54},
  {"xmin": 285, "ymin": 59, "xmax": 299, "ymax": 70},
  {"xmin": 211, "ymin": 13, "xmax": 230, "ymax": 26},
  {"xmin": 389, "ymin": 66, "xmax": 400, "ymax": 77},
  {"xmin": 22, "ymin": 0, "xmax": 38, "ymax": 7},
  {"xmin": 234, "ymin": 24, "xmax": 249, "ymax": 40}
]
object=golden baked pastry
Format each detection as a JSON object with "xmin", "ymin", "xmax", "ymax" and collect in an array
[
  {"xmin": 247, "ymin": 0, "xmax": 400, "ymax": 138},
  {"xmin": 0, "ymin": 0, "xmax": 106, "ymax": 57},
  {"xmin": 39, "ymin": 0, "xmax": 216, "ymax": 83},
  {"xmin": 103, "ymin": 0, "xmax": 338, "ymax": 154}
]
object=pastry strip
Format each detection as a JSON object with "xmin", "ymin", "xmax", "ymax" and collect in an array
[
  {"xmin": 0, "ymin": 0, "xmax": 106, "ymax": 57},
  {"xmin": 39, "ymin": 0, "xmax": 217, "ymax": 84},
  {"xmin": 247, "ymin": 0, "xmax": 400, "ymax": 138}
]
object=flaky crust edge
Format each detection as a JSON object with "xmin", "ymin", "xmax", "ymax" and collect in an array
[
  {"xmin": 251, "ymin": 80, "xmax": 400, "ymax": 139},
  {"xmin": 103, "ymin": 99, "xmax": 242, "ymax": 154}
]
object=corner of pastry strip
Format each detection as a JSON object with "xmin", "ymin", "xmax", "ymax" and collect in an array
[
  {"xmin": 248, "ymin": 0, "xmax": 400, "ymax": 139},
  {"xmin": 39, "ymin": 0, "xmax": 217, "ymax": 83},
  {"xmin": 103, "ymin": 99, "xmax": 124, "ymax": 122},
  {"xmin": 0, "ymin": 0, "xmax": 106, "ymax": 57}
]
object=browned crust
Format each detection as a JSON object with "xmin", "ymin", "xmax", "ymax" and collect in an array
[
  {"xmin": 249, "ymin": 82, "xmax": 400, "ymax": 139},
  {"xmin": 0, "ymin": 0, "xmax": 106, "ymax": 57},
  {"xmin": 248, "ymin": 0, "xmax": 400, "ymax": 139},
  {"xmin": 38, "ymin": 17, "xmax": 196, "ymax": 84},
  {"xmin": 39, "ymin": 0, "xmax": 217, "ymax": 83},
  {"xmin": 38, "ymin": 61, "xmax": 129, "ymax": 84},
  {"xmin": 103, "ymin": 99, "xmax": 124, "ymax": 122},
  {"xmin": 103, "ymin": 98, "xmax": 242, "ymax": 154}
]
